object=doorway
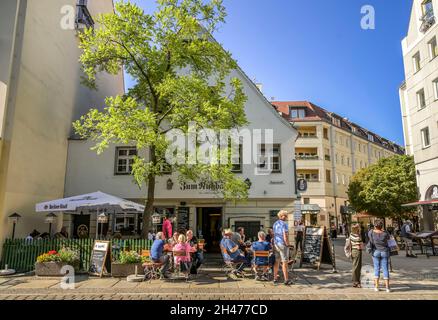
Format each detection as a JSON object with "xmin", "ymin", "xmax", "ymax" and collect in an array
[{"xmin": 196, "ymin": 207, "xmax": 222, "ymax": 253}]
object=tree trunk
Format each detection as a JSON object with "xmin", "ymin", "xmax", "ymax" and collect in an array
[{"xmin": 142, "ymin": 147, "xmax": 156, "ymax": 239}]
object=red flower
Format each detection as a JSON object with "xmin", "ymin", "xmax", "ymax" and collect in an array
[{"xmin": 48, "ymin": 250, "xmax": 57, "ymax": 255}]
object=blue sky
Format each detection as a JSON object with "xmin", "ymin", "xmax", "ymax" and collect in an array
[{"xmin": 127, "ymin": 0, "xmax": 413, "ymax": 145}]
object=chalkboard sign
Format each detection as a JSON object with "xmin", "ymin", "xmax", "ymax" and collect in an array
[
  {"xmin": 89, "ymin": 240, "xmax": 110, "ymax": 277},
  {"xmin": 177, "ymin": 207, "xmax": 189, "ymax": 231},
  {"xmin": 300, "ymin": 226, "xmax": 336, "ymax": 270},
  {"xmin": 300, "ymin": 227, "xmax": 324, "ymax": 267}
]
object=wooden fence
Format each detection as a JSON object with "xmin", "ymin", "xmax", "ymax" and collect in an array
[{"xmin": 1, "ymin": 238, "xmax": 152, "ymax": 273}]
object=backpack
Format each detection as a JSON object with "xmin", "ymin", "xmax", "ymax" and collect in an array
[{"xmin": 344, "ymin": 237, "xmax": 352, "ymax": 259}]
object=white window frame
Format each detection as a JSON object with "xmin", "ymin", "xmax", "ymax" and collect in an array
[
  {"xmin": 115, "ymin": 147, "xmax": 137, "ymax": 175},
  {"xmin": 417, "ymin": 89, "xmax": 426, "ymax": 109},
  {"xmin": 421, "ymin": 127, "xmax": 431, "ymax": 148},
  {"xmin": 413, "ymin": 52, "xmax": 421, "ymax": 73},
  {"xmin": 257, "ymin": 144, "xmax": 281, "ymax": 173},
  {"xmin": 433, "ymin": 78, "xmax": 438, "ymax": 100},
  {"xmin": 429, "ymin": 36, "xmax": 438, "ymax": 60}
]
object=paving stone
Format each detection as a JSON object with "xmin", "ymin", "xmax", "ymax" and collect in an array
[{"xmin": 12, "ymin": 280, "xmax": 59, "ymax": 289}]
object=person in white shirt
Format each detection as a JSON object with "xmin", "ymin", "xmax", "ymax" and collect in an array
[{"xmin": 401, "ymin": 220, "xmax": 417, "ymax": 258}]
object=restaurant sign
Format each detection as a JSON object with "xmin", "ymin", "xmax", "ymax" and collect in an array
[
  {"xmin": 180, "ymin": 181, "xmax": 223, "ymax": 191},
  {"xmin": 43, "ymin": 203, "xmax": 68, "ymax": 210}
]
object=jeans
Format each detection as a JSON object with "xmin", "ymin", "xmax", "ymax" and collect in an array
[
  {"xmin": 232, "ymin": 255, "xmax": 251, "ymax": 272},
  {"xmin": 153, "ymin": 255, "xmax": 170, "ymax": 274},
  {"xmin": 190, "ymin": 251, "xmax": 204, "ymax": 274},
  {"xmin": 372, "ymin": 249, "xmax": 390, "ymax": 280}
]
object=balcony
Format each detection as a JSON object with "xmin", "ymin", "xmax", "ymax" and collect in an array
[
  {"xmin": 296, "ymin": 154, "xmax": 319, "ymax": 160},
  {"xmin": 420, "ymin": 9, "xmax": 435, "ymax": 33},
  {"xmin": 76, "ymin": 2, "xmax": 95, "ymax": 30},
  {"xmin": 298, "ymin": 133, "xmax": 318, "ymax": 139}
]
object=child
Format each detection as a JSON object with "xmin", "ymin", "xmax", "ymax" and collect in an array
[{"xmin": 173, "ymin": 234, "xmax": 192, "ymax": 273}]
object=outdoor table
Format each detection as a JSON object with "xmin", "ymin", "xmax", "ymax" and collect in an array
[{"xmin": 412, "ymin": 231, "xmax": 438, "ymax": 256}]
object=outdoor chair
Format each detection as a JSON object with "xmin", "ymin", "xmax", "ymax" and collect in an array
[
  {"xmin": 172, "ymin": 250, "xmax": 192, "ymax": 281},
  {"xmin": 423, "ymin": 238, "xmax": 438, "ymax": 258},
  {"xmin": 141, "ymin": 250, "xmax": 163, "ymax": 281},
  {"xmin": 220, "ymin": 246, "xmax": 245, "ymax": 280},
  {"xmin": 252, "ymin": 250, "xmax": 271, "ymax": 281}
]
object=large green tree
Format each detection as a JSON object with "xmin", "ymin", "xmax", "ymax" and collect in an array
[
  {"xmin": 347, "ymin": 155, "xmax": 417, "ymax": 222},
  {"xmin": 73, "ymin": 0, "xmax": 249, "ymax": 237}
]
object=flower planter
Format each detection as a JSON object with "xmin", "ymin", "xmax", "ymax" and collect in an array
[
  {"xmin": 35, "ymin": 261, "xmax": 78, "ymax": 277},
  {"xmin": 111, "ymin": 262, "xmax": 144, "ymax": 277}
]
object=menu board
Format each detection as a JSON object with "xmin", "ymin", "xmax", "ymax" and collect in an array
[
  {"xmin": 301, "ymin": 227, "xmax": 324, "ymax": 267},
  {"xmin": 177, "ymin": 207, "xmax": 189, "ymax": 232},
  {"xmin": 89, "ymin": 241, "xmax": 110, "ymax": 277}
]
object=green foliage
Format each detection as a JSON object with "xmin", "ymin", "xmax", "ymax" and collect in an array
[
  {"xmin": 347, "ymin": 155, "xmax": 417, "ymax": 219},
  {"xmin": 36, "ymin": 248, "xmax": 80, "ymax": 265},
  {"xmin": 73, "ymin": 0, "xmax": 249, "ymax": 236},
  {"xmin": 118, "ymin": 250, "xmax": 143, "ymax": 264}
]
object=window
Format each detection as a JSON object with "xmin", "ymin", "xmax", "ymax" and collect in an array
[
  {"xmin": 339, "ymin": 135, "xmax": 343, "ymax": 145},
  {"xmin": 368, "ymin": 134, "xmax": 374, "ymax": 142},
  {"xmin": 290, "ymin": 107, "xmax": 306, "ymax": 119},
  {"xmin": 341, "ymin": 155, "xmax": 345, "ymax": 165},
  {"xmin": 346, "ymin": 139, "xmax": 350, "ymax": 148},
  {"xmin": 421, "ymin": 127, "xmax": 431, "ymax": 148},
  {"xmin": 429, "ymin": 37, "xmax": 438, "ymax": 60},
  {"xmin": 115, "ymin": 214, "xmax": 136, "ymax": 234},
  {"xmin": 433, "ymin": 78, "xmax": 438, "ymax": 100},
  {"xmin": 342, "ymin": 174, "xmax": 346, "ymax": 185},
  {"xmin": 303, "ymin": 198, "xmax": 310, "ymax": 205},
  {"xmin": 115, "ymin": 147, "xmax": 137, "ymax": 175},
  {"xmin": 257, "ymin": 144, "xmax": 281, "ymax": 173},
  {"xmin": 335, "ymin": 153, "xmax": 339, "ymax": 164},
  {"xmin": 231, "ymin": 144, "xmax": 243, "ymax": 173},
  {"xmin": 417, "ymin": 89, "xmax": 426, "ymax": 109},
  {"xmin": 347, "ymin": 157, "xmax": 350, "ymax": 167},
  {"xmin": 326, "ymin": 170, "xmax": 332, "ymax": 183},
  {"xmin": 423, "ymin": 0, "xmax": 434, "ymax": 15},
  {"xmin": 360, "ymin": 160, "xmax": 363, "ymax": 169},
  {"xmin": 324, "ymin": 148, "xmax": 331, "ymax": 161},
  {"xmin": 332, "ymin": 117, "xmax": 341, "ymax": 127},
  {"xmin": 413, "ymin": 52, "xmax": 421, "ymax": 73},
  {"xmin": 323, "ymin": 128, "xmax": 329, "ymax": 140},
  {"xmin": 336, "ymin": 173, "xmax": 339, "ymax": 184}
]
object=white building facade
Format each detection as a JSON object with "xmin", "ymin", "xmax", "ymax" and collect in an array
[
  {"xmin": 399, "ymin": 0, "xmax": 438, "ymax": 230},
  {"xmin": 64, "ymin": 67, "xmax": 298, "ymax": 250}
]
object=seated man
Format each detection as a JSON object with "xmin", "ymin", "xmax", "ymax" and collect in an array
[
  {"xmin": 251, "ymin": 231, "xmax": 272, "ymax": 281},
  {"xmin": 220, "ymin": 228, "xmax": 250, "ymax": 276},
  {"xmin": 149, "ymin": 232, "xmax": 171, "ymax": 278},
  {"xmin": 186, "ymin": 230, "xmax": 204, "ymax": 275}
]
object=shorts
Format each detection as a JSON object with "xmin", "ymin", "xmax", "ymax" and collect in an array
[
  {"xmin": 274, "ymin": 243, "xmax": 289, "ymax": 263},
  {"xmin": 402, "ymin": 237, "xmax": 413, "ymax": 248}
]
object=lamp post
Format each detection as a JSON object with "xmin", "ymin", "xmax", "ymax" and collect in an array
[
  {"xmin": 97, "ymin": 212, "xmax": 108, "ymax": 239},
  {"xmin": 8, "ymin": 213, "xmax": 21, "ymax": 240},
  {"xmin": 45, "ymin": 213, "xmax": 57, "ymax": 237}
]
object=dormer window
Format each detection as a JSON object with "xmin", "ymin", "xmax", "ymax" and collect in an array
[
  {"xmin": 420, "ymin": 0, "xmax": 435, "ymax": 33},
  {"xmin": 289, "ymin": 107, "xmax": 306, "ymax": 119},
  {"xmin": 368, "ymin": 134, "xmax": 374, "ymax": 142},
  {"xmin": 331, "ymin": 117, "xmax": 341, "ymax": 127}
]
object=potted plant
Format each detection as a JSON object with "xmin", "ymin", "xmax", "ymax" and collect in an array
[
  {"xmin": 35, "ymin": 248, "xmax": 80, "ymax": 276},
  {"xmin": 111, "ymin": 251, "xmax": 147, "ymax": 277}
]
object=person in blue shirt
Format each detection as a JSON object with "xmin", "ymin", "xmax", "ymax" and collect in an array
[
  {"xmin": 220, "ymin": 229, "xmax": 250, "ymax": 276},
  {"xmin": 149, "ymin": 231, "xmax": 170, "ymax": 277},
  {"xmin": 251, "ymin": 231, "xmax": 272, "ymax": 281},
  {"xmin": 273, "ymin": 210, "xmax": 292, "ymax": 286}
]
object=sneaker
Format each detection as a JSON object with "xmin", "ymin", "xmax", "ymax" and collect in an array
[
  {"xmin": 411, "ymin": 254, "xmax": 418, "ymax": 258},
  {"xmin": 261, "ymin": 275, "xmax": 270, "ymax": 281},
  {"xmin": 386, "ymin": 288, "xmax": 391, "ymax": 293},
  {"xmin": 374, "ymin": 287, "xmax": 379, "ymax": 292},
  {"xmin": 273, "ymin": 278, "xmax": 279, "ymax": 285},
  {"xmin": 255, "ymin": 275, "xmax": 261, "ymax": 281}
]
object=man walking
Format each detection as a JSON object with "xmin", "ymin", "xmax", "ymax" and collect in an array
[
  {"xmin": 273, "ymin": 210, "xmax": 293, "ymax": 286},
  {"xmin": 401, "ymin": 220, "xmax": 417, "ymax": 258}
]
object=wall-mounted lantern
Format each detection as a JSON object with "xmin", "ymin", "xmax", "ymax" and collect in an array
[
  {"xmin": 244, "ymin": 178, "xmax": 252, "ymax": 188},
  {"xmin": 167, "ymin": 178, "xmax": 174, "ymax": 190},
  {"xmin": 8, "ymin": 213, "xmax": 21, "ymax": 240}
]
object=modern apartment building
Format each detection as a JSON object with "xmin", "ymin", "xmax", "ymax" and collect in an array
[
  {"xmin": 399, "ymin": 0, "xmax": 438, "ymax": 230},
  {"xmin": 0, "ymin": 0, "xmax": 124, "ymax": 244},
  {"xmin": 272, "ymin": 101, "xmax": 404, "ymax": 229}
]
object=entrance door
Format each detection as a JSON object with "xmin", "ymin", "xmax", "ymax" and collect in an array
[
  {"xmin": 197, "ymin": 207, "xmax": 222, "ymax": 253},
  {"xmin": 72, "ymin": 214, "xmax": 90, "ymax": 238}
]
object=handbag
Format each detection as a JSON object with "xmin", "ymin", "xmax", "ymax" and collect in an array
[
  {"xmin": 388, "ymin": 236, "xmax": 399, "ymax": 256},
  {"xmin": 366, "ymin": 231, "xmax": 375, "ymax": 254}
]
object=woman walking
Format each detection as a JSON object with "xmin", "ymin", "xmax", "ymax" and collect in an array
[
  {"xmin": 368, "ymin": 219, "xmax": 391, "ymax": 292},
  {"xmin": 350, "ymin": 224, "xmax": 363, "ymax": 288}
]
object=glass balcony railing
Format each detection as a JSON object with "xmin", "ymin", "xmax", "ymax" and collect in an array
[{"xmin": 420, "ymin": 9, "xmax": 435, "ymax": 33}]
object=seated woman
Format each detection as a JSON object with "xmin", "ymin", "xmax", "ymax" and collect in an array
[{"xmin": 173, "ymin": 234, "xmax": 192, "ymax": 276}]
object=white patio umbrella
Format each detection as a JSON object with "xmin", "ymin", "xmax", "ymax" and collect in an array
[{"xmin": 35, "ymin": 191, "xmax": 145, "ymax": 213}]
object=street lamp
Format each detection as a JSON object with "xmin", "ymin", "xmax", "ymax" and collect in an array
[
  {"xmin": 97, "ymin": 212, "xmax": 108, "ymax": 239},
  {"xmin": 45, "ymin": 213, "xmax": 57, "ymax": 237},
  {"xmin": 8, "ymin": 213, "xmax": 21, "ymax": 240}
]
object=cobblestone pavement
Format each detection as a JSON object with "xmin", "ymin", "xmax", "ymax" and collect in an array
[{"xmin": 0, "ymin": 238, "xmax": 437, "ymax": 300}]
